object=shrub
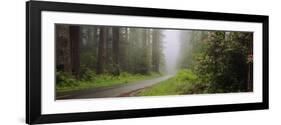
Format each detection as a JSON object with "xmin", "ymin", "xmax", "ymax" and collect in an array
[
  {"xmin": 175, "ymin": 69, "xmax": 198, "ymax": 82},
  {"xmin": 56, "ymin": 71, "xmax": 76, "ymax": 85},
  {"xmin": 81, "ymin": 69, "xmax": 97, "ymax": 81}
]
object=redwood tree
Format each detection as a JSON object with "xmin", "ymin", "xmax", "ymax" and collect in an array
[{"xmin": 69, "ymin": 25, "xmax": 81, "ymax": 78}]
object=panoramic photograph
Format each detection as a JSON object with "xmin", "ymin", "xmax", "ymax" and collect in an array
[{"xmin": 55, "ymin": 24, "xmax": 253, "ymax": 100}]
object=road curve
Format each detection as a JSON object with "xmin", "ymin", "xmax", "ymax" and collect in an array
[{"xmin": 56, "ymin": 75, "xmax": 173, "ymax": 100}]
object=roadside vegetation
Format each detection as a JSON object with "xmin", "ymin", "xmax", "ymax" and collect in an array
[
  {"xmin": 56, "ymin": 71, "xmax": 161, "ymax": 93},
  {"xmin": 138, "ymin": 69, "xmax": 207, "ymax": 96},
  {"xmin": 139, "ymin": 31, "xmax": 254, "ymax": 96}
]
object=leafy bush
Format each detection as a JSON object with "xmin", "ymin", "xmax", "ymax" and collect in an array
[
  {"xmin": 138, "ymin": 69, "xmax": 201, "ymax": 96},
  {"xmin": 81, "ymin": 69, "xmax": 97, "ymax": 81},
  {"xmin": 175, "ymin": 69, "xmax": 197, "ymax": 82},
  {"xmin": 56, "ymin": 71, "xmax": 76, "ymax": 85}
]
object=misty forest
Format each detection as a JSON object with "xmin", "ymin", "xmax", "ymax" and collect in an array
[{"xmin": 55, "ymin": 24, "xmax": 253, "ymax": 99}]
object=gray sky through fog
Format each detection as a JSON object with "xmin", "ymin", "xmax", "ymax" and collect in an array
[{"xmin": 163, "ymin": 30, "xmax": 181, "ymax": 75}]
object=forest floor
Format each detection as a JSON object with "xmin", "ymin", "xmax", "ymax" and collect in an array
[{"xmin": 56, "ymin": 75, "xmax": 173, "ymax": 100}]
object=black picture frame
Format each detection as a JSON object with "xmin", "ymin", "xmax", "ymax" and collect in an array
[{"xmin": 26, "ymin": 1, "xmax": 269, "ymax": 124}]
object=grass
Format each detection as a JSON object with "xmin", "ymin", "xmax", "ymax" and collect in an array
[
  {"xmin": 56, "ymin": 71, "xmax": 161, "ymax": 93},
  {"xmin": 137, "ymin": 69, "xmax": 208, "ymax": 96}
]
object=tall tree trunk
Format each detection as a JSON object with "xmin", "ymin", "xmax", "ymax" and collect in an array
[
  {"xmin": 55, "ymin": 25, "xmax": 72, "ymax": 73},
  {"xmin": 96, "ymin": 27, "xmax": 107, "ymax": 74},
  {"xmin": 247, "ymin": 62, "xmax": 253, "ymax": 91},
  {"xmin": 112, "ymin": 27, "xmax": 120, "ymax": 75},
  {"xmin": 69, "ymin": 26, "xmax": 80, "ymax": 78},
  {"xmin": 247, "ymin": 33, "xmax": 253, "ymax": 91},
  {"xmin": 152, "ymin": 30, "xmax": 160, "ymax": 73},
  {"xmin": 141, "ymin": 29, "xmax": 149, "ymax": 73},
  {"xmin": 125, "ymin": 28, "xmax": 130, "ymax": 71},
  {"xmin": 121, "ymin": 28, "xmax": 129, "ymax": 71}
]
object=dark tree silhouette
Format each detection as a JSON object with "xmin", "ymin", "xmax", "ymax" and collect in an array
[
  {"xmin": 69, "ymin": 26, "xmax": 80, "ymax": 78},
  {"xmin": 96, "ymin": 27, "xmax": 107, "ymax": 74}
]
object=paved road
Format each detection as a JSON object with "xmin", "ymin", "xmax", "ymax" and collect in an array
[{"xmin": 56, "ymin": 75, "xmax": 173, "ymax": 100}]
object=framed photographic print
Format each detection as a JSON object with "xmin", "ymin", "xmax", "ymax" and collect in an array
[{"xmin": 26, "ymin": 1, "xmax": 269, "ymax": 124}]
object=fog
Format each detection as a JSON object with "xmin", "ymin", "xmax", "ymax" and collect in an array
[{"xmin": 163, "ymin": 30, "xmax": 181, "ymax": 75}]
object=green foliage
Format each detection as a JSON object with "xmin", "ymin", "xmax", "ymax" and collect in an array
[
  {"xmin": 56, "ymin": 71, "xmax": 76, "ymax": 85},
  {"xmin": 138, "ymin": 69, "xmax": 201, "ymax": 96},
  {"xmin": 138, "ymin": 78, "xmax": 185, "ymax": 96},
  {"xmin": 175, "ymin": 69, "xmax": 197, "ymax": 82},
  {"xmin": 172, "ymin": 31, "xmax": 253, "ymax": 94},
  {"xmin": 185, "ymin": 31, "xmax": 253, "ymax": 93},
  {"xmin": 80, "ymin": 68, "xmax": 97, "ymax": 81},
  {"xmin": 56, "ymin": 71, "xmax": 81, "ymax": 91}
]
